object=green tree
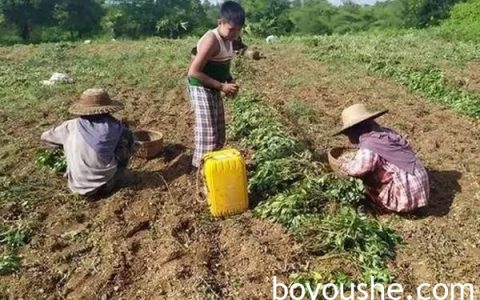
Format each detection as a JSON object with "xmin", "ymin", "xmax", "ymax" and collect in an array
[
  {"xmin": 242, "ymin": 0, "xmax": 293, "ymax": 36},
  {"xmin": 0, "ymin": 0, "xmax": 55, "ymax": 40},
  {"xmin": 54, "ymin": 0, "xmax": 104, "ymax": 38},
  {"xmin": 441, "ymin": 0, "xmax": 480, "ymax": 41},
  {"xmin": 202, "ymin": 1, "xmax": 220, "ymax": 28},
  {"xmin": 289, "ymin": 1, "xmax": 334, "ymax": 35},
  {"xmin": 288, "ymin": 0, "xmax": 405, "ymax": 35},
  {"xmin": 400, "ymin": 0, "xmax": 462, "ymax": 27},
  {"xmin": 103, "ymin": 0, "xmax": 207, "ymax": 38},
  {"xmin": 368, "ymin": 0, "xmax": 403, "ymax": 29},
  {"xmin": 156, "ymin": 0, "xmax": 207, "ymax": 37}
]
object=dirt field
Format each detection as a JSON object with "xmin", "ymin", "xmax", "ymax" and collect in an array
[
  {"xmin": 238, "ymin": 44, "xmax": 480, "ymax": 292},
  {"xmin": 1, "ymin": 40, "xmax": 479, "ymax": 299}
]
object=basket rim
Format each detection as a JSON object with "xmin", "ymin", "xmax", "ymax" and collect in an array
[
  {"xmin": 134, "ymin": 129, "xmax": 164, "ymax": 144},
  {"xmin": 329, "ymin": 146, "xmax": 356, "ymax": 159},
  {"xmin": 328, "ymin": 146, "xmax": 356, "ymax": 176}
]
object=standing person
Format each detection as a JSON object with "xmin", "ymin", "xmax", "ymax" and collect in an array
[
  {"xmin": 41, "ymin": 88, "xmax": 135, "ymax": 197},
  {"xmin": 187, "ymin": 1, "xmax": 245, "ymax": 169},
  {"xmin": 335, "ymin": 104, "xmax": 430, "ymax": 213}
]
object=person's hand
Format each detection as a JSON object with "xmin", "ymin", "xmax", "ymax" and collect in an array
[
  {"xmin": 220, "ymin": 83, "xmax": 239, "ymax": 96},
  {"xmin": 229, "ymin": 86, "xmax": 239, "ymax": 98}
]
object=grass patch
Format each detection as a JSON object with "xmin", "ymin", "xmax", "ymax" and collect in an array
[
  {"xmin": 0, "ymin": 254, "xmax": 21, "ymax": 276},
  {"xmin": 0, "ymin": 38, "xmax": 194, "ymax": 121},
  {"xmin": 0, "ymin": 177, "xmax": 38, "ymax": 205},
  {"xmin": 308, "ymin": 32, "xmax": 480, "ymax": 118},
  {"xmin": 285, "ymin": 100, "xmax": 318, "ymax": 123},
  {"xmin": 0, "ymin": 223, "xmax": 30, "ymax": 250},
  {"xmin": 370, "ymin": 64, "xmax": 480, "ymax": 117},
  {"xmin": 283, "ymin": 76, "xmax": 306, "ymax": 88}
]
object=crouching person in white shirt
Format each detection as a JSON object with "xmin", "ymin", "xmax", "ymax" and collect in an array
[{"xmin": 41, "ymin": 88, "xmax": 135, "ymax": 198}]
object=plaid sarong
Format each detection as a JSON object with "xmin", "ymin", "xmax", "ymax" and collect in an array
[{"xmin": 188, "ymin": 85, "xmax": 225, "ymax": 167}]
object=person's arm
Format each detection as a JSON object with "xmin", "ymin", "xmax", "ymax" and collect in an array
[
  {"xmin": 40, "ymin": 121, "xmax": 70, "ymax": 147},
  {"xmin": 115, "ymin": 125, "xmax": 135, "ymax": 168},
  {"xmin": 188, "ymin": 33, "xmax": 238, "ymax": 94},
  {"xmin": 341, "ymin": 148, "xmax": 379, "ymax": 177}
]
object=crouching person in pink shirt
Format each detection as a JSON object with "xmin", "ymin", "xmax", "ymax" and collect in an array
[
  {"xmin": 334, "ymin": 104, "xmax": 430, "ymax": 213},
  {"xmin": 41, "ymin": 88, "xmax": 135, "ymax": 197}
]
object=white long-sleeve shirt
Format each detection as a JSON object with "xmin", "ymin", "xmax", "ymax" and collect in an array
[{"xmin": 41, "ymin": 119, "xmax": 118, "ymax": 195}]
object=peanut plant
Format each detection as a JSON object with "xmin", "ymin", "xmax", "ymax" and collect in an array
[{"xmin": 229, "ymin": 94, "xmax": 400, "ymax": 285}]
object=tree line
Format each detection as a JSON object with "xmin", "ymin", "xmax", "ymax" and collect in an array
[{"xmin": 0, "ymin": 0, "xmax": 476, "ymax": 44}]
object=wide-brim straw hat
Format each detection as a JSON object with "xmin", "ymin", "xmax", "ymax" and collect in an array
[
  {"xmin": 69, "ymin": 88, "xmax": 124, "ymax": 116},
  {"xmin": 333, "ymin": 103, "xmax": 388, "ymax": 136}
]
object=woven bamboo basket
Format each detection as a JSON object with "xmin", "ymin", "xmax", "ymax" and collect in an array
[
  {"xmin": 134, "ymin": 130, "xmax": 163, "ymax": 159},
  {"xmin": 328, "ymin": 147, "xmax": 356, "ymax": 175}
]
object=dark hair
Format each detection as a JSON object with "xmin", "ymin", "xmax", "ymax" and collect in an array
[
  {"xmin": 344, "ymin": 120, "xmax": 379, "ymax": 143},
  {"xmin": 220, "ymin": 1, "xmax": 245, "ymax": 27}
]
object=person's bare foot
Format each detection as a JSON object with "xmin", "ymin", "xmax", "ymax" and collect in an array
[{"xmin": 190, "ymin": 163, "xmax": 199, "ymax": 174}]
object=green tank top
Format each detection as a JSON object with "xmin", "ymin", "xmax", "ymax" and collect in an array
[{"xmin": 188, "ymin": 60, "xmax": 232, "ymax": 86}]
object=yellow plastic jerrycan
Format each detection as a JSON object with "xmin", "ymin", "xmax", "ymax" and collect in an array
[{"xmin": 203, "ymin": 149, "xmax": 249, "ymax": 217}]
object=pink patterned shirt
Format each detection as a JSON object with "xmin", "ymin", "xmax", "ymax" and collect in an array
[{"xmin": 342, "ymin": 148, "xmax": 429, "ymax": 212}]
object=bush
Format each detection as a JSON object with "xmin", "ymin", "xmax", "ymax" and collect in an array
[
  {"xmin": 30, "ymin": 27, "xmax": 76, "ymax": 44},
  {"xmin": 0, "ymin": 25, "xmax": 23, "ymax": 45},
  {"xmin": 440, "ymin": 0, "xmax": 480, "ymax": 42}
]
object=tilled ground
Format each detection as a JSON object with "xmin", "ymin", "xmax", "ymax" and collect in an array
[{"xmin": 1, "ymin": 41, "xmax": 479, "ymax": 299}]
